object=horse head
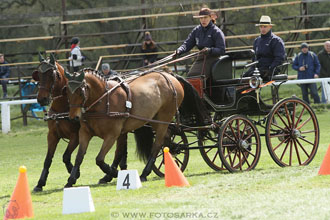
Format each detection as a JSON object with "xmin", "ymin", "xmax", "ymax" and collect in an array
[
  {"xmin": 64, "ymin": 71, "xmax": 88, "ymax": 121},
  {"xmin": 33, "ymin": 53, "xmax": 60, "ymax": 106}
]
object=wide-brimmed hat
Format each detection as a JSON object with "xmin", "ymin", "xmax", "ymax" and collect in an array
[
  {"xmin": 255, "ymin": 15, "xmax": 275, "ymax": 26},
  {"xmin": 144, "ymin": 32, "xmax": 152, "ymax": 41},
  {"xmin": 193, "ymin": 8, "xmax": 212, "ymax": 18}
]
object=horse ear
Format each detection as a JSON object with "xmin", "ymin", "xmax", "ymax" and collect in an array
[
  {"xmin": 50, "ymin": 53, "xmax": 56, "ymax": 65},
  {"xmin": 64, "ymin": 71, "xmax": 73, "ymax": 80},
  {"xmin": 32, "ymin": 70, "xmax": 40, "ymax": 81},
  {"xmin": 38, "ymin": 52, "xmax": 45, "ymax": 62},
  {"xmin": 76, "ymin": 71, "xmax": 85, "ymax": 82}
]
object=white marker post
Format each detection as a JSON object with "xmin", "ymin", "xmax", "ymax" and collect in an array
[
  {"xmin": 116, "ymin": 170, "xmax": 142, "ymax": 190},
  {"xmin": 62, "ymin": 186, "xmax": 95, "ymax": 214}
]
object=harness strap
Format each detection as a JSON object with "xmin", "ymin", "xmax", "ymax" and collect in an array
[
  {"xmin": 84, "ymin": 81, "xmax": 124, "ymax": 112},
  {"xmin": 83, "ymin": 111, "xmax": 173, "ymax": 125}
]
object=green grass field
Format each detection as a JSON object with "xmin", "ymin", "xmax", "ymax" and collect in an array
[{"xmin": 1, "ymin": 96, "xmax": 330, "ymax": 219}]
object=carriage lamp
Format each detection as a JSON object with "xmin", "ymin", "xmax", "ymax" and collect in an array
[{"xmin": 249, "ymin": 67, "xmax": 263, "ymax": 88}]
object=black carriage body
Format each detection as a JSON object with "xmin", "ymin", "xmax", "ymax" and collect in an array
[
  {"xmin": 187, "ymin": 49, "xmax": 274, "ymax": 118},
  {"xmin": 152, "ymin": 49, "xmax": 319, "ymax": 176}
]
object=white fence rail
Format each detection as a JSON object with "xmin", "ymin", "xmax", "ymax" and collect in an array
[
  {"xmin": 275, "ymin": 77, "xmax": 330, "ymax": 104},
  {"xmin": 0, "ymin": 99, "xmax": 38, "ymax": 134}
]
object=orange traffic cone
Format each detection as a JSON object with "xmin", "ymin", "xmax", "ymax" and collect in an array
[
  {"xmin": 318, "ymin": 145, "xmax": 330, "ymax": 175},
  {"xmin": 164, "ymin": 147, "xmax": 190, "ymax": 187},
  {"xmin": 3, "ymin": 166, "xmax": 33, "ymax": 220}
]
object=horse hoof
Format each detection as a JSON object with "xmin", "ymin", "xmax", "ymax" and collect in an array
[
  {"xmin": 140, "ymin": 176, "xmax": 147, "ymax": 182},
  {"xmin": 98, "ymin": 175, "xmax": 113, "ymax": 184},
  {"xmin": 98, "ymin": 179, "xmax": 108, "ymax": 184},
  {"xmin": 33, "ymin": 186, "xmax": 43, "ymax": 192},
  {"xmin": 64, "ymin": 183, "xmax": 72, "ymax": 188},
  {"xmin": 75, "ymin": 171, "xmax": 80, "ymax": 179}
]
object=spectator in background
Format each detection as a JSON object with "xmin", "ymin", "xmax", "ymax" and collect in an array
[
  {"xmin": 243, "ymin": 15, "xmax": 286, "ymax": 79},
  {"xmin": 0, "ymin": 53, "xmax": 10, "ymax": 98},
  {"xmin": 141, "ymin": 32, "xmax": 158, "ymax": 66},
  {"xmin": 101, "ymin": 63, "xmax": 118, "ymax": 79},
  {"xmin": 292, "ymin": 42, "xmax": 321, "ymax": 104},
  {"xmin": 317, "ymin": 41, "xmax": 330, "ymax": 103},
  {"xmin": 69, "ymin": 37, "xmax": 85, "ymax": 72}
]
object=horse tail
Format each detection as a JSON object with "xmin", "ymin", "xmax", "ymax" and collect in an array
[
  {"xmin": 134, "ymin": 126, "xmax": 154, "ymax": 162},
  {"xmin": 175, "ymin": 75, "xmax": 210, "ymax": 125}
]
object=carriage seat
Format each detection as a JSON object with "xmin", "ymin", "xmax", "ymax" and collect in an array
[
  {"xmin": 225, "ymin": 49, "xmax": 255, "ymax": 60},
  {"xmin": 271, "ymin": 74, "xmax": 288, "ymax": 81},
  {"xmin": 211, "ymin": 49, "xmax": 255, "ymax": 82}
]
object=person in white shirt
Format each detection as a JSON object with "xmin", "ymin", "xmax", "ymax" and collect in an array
[{"xmin": 69, "ymin": 37, "xmax": 85, "ymax": 72}]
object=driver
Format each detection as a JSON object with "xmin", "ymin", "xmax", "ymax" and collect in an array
[
  {"xmin": 175, "ymin": 7, "xmax": 226, "ymax": 78},
  {"xmin": 244, "ymin": 15, "xmax": 286, "ymax": 79}
]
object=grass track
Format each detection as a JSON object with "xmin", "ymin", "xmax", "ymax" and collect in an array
[{"xmin": 1, "ymin": 108, "xmax": 330, "ymax": 219}]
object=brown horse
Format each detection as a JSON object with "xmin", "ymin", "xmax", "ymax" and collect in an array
[
  {"xmin": 63, "ymin": 70, "xmax": 184, "ymax": 187},
  {"xmin": 32, "ymin": 54, "xmax": 127, "ymax": 191}
]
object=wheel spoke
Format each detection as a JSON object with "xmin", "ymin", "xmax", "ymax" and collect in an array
[
  {"xmin": 211, "ymin": 150, "xmax": 219, "ymax": 163},
  {"xmin": 275, "ymin": 111, "xmax": 290, "ymax": 130},
  {"xmin": 231, "ymin": 149, "xmax": 238, "ymax": 166},
  {"xmin": 296, "ymin": 139, "xmax": 311, "ymax": 158},
  {"xmin": 156, "ymin": 152, "xmax": 163, "ymax": 159},
  {"xmin": 270, "ymin": 133, "xmax": 288, "ymax": 138},
  {"xmin": 273, "ymin": 136, "xmax": 290, "ymax": 152},
  {"xmin": 271, "ymin": 121, "xmax": 287, "ymax": 132},
  {"xmin": 157, "ymin": 158, "xmax": 164, "ymax": 170},
  {"xmin": 229, "ymin": 122, "xmax": 238, "ymax": 140},
  {"xmin": 238, "ymin": 150, "xmax": 242, "ymax": 170},
  {"xmin": 284, "ymin": 103, "xmax": 292, "ymax": 128},
  {"xmin": 241, "ymin": 122, "xmax": 248, "ymax": 139},
  {"xmin": 227, "ymin": 146, "xmax": 234, "ymax": 167},
  {"xmin": 175, "ymin": 157, "xmax": 184, "ymax": 166},
  {"xmin": 205, "ymin": 147, "xmax": 214, "ymax": 154},
  {"xmin": 242, "ymin": 151, "xmax": 251, "ymax": 168},
  {"xmin": 243, "ymin": 133, "xmax": 254, "ymax": 142},
  {"xmin": 296, "ymin": 117, "xmax": 312, "ymax": 130},
  {"xmin": 289, "ymin": 140, "xmax": 293, "ymax": 166},
  {"xmin": 300, "ymin": 130, "xmax": 316, "ymax": 134},
  {"xmin": 223, "ymin": 144, "xmax": 237, "ymax": 147},
  {"xmin": 293, "ymin": 139, "xmax": 302, "ymax": 165},
  {"xmin": 245, "ymin": 150, "xmax": 256, "ymax": 158},
  {"xmin": 224, "ymin": 132, "xmax": 236, "ymax": 143},
  {"xmin": 294, "ymin": 106, "xmax": 306, "ymax": 128},
  {"xmin": 236, "ymin": 119, "xmax": 241, "ymax": 139},
  {"xmin": 291, "ymin": 101, "xmax": 296, "ymax": 128},
  {"xmin": 298, "ymin": 136, "xmax": 315, "ymax": 146},
  {"xmin": 280, "ymin": 140, "xmax": 290, "ymax": 161}
]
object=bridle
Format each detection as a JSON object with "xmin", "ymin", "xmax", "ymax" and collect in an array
[
  {"xmin": 37, "ymin": 61, "xmax": 59, "ymax": 99},
  {"xmin": 67, "ymin": 79, "xmax": 88, "ymax": 113}
]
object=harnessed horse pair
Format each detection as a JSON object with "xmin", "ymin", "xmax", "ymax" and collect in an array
[
  {"xmin": 33, "ymin": 53, "xmax": 189, "ymax": 188},
  {"xmin": 32, "ymin": 54, "xmax": 128, "ymax": 191}
]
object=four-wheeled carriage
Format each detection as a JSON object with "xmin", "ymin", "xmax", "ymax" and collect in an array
[{"xmin": 152, "ymin": 49, "xmax": 319, "ymax": 176}]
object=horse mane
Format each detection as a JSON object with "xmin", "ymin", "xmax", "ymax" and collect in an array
[{"xmin": 81, "ymin": 67, "xmax": 111, "ymax": 83}]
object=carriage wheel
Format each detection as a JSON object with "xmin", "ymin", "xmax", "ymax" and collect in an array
[
  {"xmin": 265, "ymin": 97, "xmax": 319, "ymax": 167},
  {"xmin": 218, "ymin": 115, "xmax": 261, "ymax": 173},
  {"xmin": 199, "ymin": 125, "xmax": 226, "ymax": 171},
  {"xmin": 152, "ymin": 126, "xmax": 189, "ymax": 177}
]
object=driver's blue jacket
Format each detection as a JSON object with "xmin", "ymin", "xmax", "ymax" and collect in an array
[{"xmin": 177, "ymin": 21, "xmax": 226, "ymax": 57}]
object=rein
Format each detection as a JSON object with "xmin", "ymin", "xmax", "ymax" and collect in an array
[{"xmin": 121, "ymin": 51, "xmax": 201, "ymax": 77}]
